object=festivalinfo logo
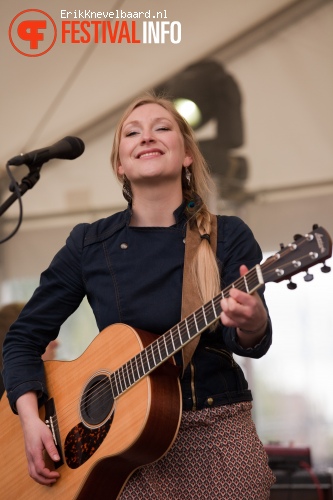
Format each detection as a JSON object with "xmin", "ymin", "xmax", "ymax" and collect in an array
[
  {"xmin": 9, "ymin": 10, "xmax": 57, "ymax": 57},
  {"xmin": 9, "ymin": 8, "xmax": 182, "ymax": 56}
]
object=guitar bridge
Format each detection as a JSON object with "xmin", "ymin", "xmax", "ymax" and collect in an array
[{"xmin": 44, "ymin": 398, "xmax": 64, "ymax": 469}]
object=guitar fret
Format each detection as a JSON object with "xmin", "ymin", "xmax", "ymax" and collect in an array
[
  {"xmin": 150, "ymin": 345, "xmax": 157, "ymax": 368},
  {"xmin": 155, "ymin": 341, "xmax": 162, "ymax": 364},
  {"xmin": 163, "ymin": 334, "xmax": 171, "ymax": 356},
  {"xmin": 129, "ymin": 359, "xmax": 136, "ymax": 384},
  {"xmin": 196, "ymin": 311, "xmax": 206, "ymax": 332},
  {"xmin": 138, "ymin": 352, "xmax": 145, "ymax": 378},
  {"xmin": 184, "ymin": 322, "xmax": 190, "ymax": 341},
  {"xmin": 177, "ymin": 323, "xmax": 185, "ymax": 345},
  {"xmin": 110, "ymin": 373, "xmax": 119, "ymax": 398},
  {"xmin": 128, "ymin": 360, "xmax": 136, "ymax": 385},
  {"xmin": 123, "ymin": 362, "xmax": 130, "ymax": 389},
  {"xmin": 134, "ymin": 355, "xmax": 140, "ymax": 380},
  {"xmin": 213, "ymin": 297, "xmax": 222, "ymax": 317},
  {"xmin": 116, "ymin": 373, "xmax": 122, "ymax": 396},
  {"xmin": 212, "ymin": 300, "xmax": 217, "ymax": 316},
  {"xmin": 154, "ymin": 343, "xmax": 162, "ymax": 365},
  {"xmin": 135, "ymin": 352, "xmax": 145, "ymax": 378},
  {"xmin": 126, "ymin": 361, "xmax": 134, "ymax": 386},
  {"xmin": 243, "ymin": 275, "xmax": 249, "ymax": 293},
  {"xmin": 123, "ymin": 365, "xmax": 130, "ymax": 390},
  {"xmin": 185, "ymin": 318, "xmax": 190, "ymax": 338},
  {"xmin": 149, "ymin": 345, "xmax": 156, "ymax": 366},
  {"xmin": 174, "ymin": 326, "xmax": 182, "ymax": 350},
  {"xmin": 186, "ymin": 316, "xmax": 194, "ymax": 338},
  {"xmin": 144, "ymin": 350, "xmax": 151, "ymax": 372},
  {"xmin": 178, "ymin": 321, "xmax": 185, "ymax": 341},
  {"xmin": 202, "ymin": 306, "xmax": 207, "ymax": 325},
  {"xmin": 204, "ymin": 302, "xmax": 217, "ymax": 324},
  {"xmin": 193, "ymin": 313, "xmax": 198, "ymax": 332},
  {"xmin": 118, "ymin": 367, "xmax": 126, "ymax": 393},
  {"xmin": 170, "ymin": 332, "xmax": 176, "ymax": 351},
  {"xmin": 125, "ymin": 365, "xmax": 131, "ymax": 389},
  {"xmin": 116, "ymin": 369, "xmax": 123, "ymax": 393},
  {"xmin": 155, "ymin": 339, "xmax": 161, "ymax": 361},
  {"xmin": 158, "ymin": 336, "xmax": 167, "ymax": 359}
]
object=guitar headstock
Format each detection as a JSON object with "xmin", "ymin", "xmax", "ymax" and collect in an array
[{"xmin": 261, "ymin": 225, "xmax": 332, "ymax": 287}]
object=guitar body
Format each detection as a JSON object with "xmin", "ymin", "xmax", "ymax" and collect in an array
[{"xmin": 0, "ymin": 324, "xmax": 182, "ymax": 500}]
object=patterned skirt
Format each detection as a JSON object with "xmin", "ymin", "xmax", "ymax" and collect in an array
[{"xmin": 119, "ymin": 401, "xmax": 276, "ymax": 499}]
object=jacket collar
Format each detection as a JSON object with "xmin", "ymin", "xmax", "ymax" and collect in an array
[{"xmin": 83, "ymin": 202, "xmax": 188, "ymax": 246}]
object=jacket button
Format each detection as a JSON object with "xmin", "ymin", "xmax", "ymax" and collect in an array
[
  {"xmin": 120, "ymin": 243, "xmax": 128, "ymax": 249},
  {"xmin": 207, "ymin": 397, "xmax": 214, "ymax": 406}
]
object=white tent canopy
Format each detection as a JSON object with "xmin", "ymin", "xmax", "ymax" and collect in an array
[{"xmin": 1, "ymin": 0, "xmax": 332, "ymax": 276}]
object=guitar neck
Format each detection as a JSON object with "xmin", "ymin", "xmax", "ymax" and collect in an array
[
  {"xmin": 110, "ymin": 264, "xmax": 264, "ymax": 398},
  {"xmin": 104, "ymin": 224, "xmax": 333, "ymax": 400}
]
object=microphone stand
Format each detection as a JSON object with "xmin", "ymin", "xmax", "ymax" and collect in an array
[{"xmin": 0, "ymin": 164, "xmax": 41, "ymax": 217}]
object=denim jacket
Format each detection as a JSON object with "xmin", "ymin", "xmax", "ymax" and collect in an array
[{"xmin": 2, "ymin": 205, "xmax": 272, "ymax": 412}]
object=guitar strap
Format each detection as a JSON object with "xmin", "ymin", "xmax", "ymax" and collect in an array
[{"xmin": 181, "ymin": 213, "xmax": 218, "ymax": 374}]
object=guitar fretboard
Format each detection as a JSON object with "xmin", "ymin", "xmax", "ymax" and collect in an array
[{"xmin": 109, "ymin": 264, "xmax": 264, "ymax": 398}]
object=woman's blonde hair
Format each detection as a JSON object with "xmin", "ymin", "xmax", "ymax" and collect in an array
[{"xmin": 111, "ymin": 92, "xmax": 220, "ymax": 305}]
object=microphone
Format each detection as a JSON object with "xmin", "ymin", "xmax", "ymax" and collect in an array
[{"xmin": 7, "ymin": 136, "xmax": 85, "ymax": 167}]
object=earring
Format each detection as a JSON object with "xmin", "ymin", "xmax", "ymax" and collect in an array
[
  {"xmin": 122, "ymin": 175, "xmax": 133, "ymax": 203},
  {"xmin": 185, "ymin": 167, "xmax": 191, "ymax": 186}
]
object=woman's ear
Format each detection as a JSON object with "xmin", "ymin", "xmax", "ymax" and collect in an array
[
  {"xmin": 183, "ymin": 154, "xmax": 193, "ymax": 168},
  {"xmin": 117, "ymin": 163, "xmax": 124, "ymax": 176}
]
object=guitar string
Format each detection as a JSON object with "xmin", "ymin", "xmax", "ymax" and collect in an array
[
  {"xmin": 54, "ymin": 268, "xmax": 260, "ymax": 427},
  {"xmin": 54, "ymin": 266, "xmax": 269, "ymax": 429},
  {"xmin": 54, "ymin": 252, "xmax": 290, "ymax": 428},
  {"xmin": 72, "ymin": 269, "xmax": 258, "ymax": 413},
  {"xmin": 54, "ymin": 262, "xmax": 300, "ymax": 433},
  {"xmin": 126, "ymin": 238, "xmax": 314, "ymax": 394},
  {"xmin": 78, "ymin": 240, "xmax": 310, "ymax": 415},
  {"xmin": 54, "ymin": 238, "xmax": 315, "ymax": 430},
  {"xmin": 78, "ymin": 238, "xmax": 312, "ymax": 417}
]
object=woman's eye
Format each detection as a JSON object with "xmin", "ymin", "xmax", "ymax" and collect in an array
[
  {"xmin": 157, "ymin": 127, "xmax": 170, "ymax": 131},
  {"xmin": 126, "ymin": 131, "xmax": 138, "ymax": 137}
]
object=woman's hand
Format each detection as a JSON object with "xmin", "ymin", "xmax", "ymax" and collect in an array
[
  {"xmin": 220, "ymin": 265, "xmax": 268, "ymax": 348},
  {"xmin": 16, "ymin": 392, "xmax": 61, "ymax": 485}
]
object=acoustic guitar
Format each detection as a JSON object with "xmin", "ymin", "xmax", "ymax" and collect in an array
[{"xmin": 0, "ymin": 225, "xmax": 331, "ymax": 499}]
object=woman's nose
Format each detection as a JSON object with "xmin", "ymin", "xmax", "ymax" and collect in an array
[{"xmin": 140, "ymin": 130, "xmax": 155, "ymax": 144}]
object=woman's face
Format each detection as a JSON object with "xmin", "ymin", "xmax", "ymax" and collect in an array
[{"xmin": 117, "ymin": 103, "xmax": 192, "ymax": 187}]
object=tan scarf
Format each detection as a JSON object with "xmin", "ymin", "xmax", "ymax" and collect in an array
[{"xmin": 181, "ymin": 214, "xmax": 218, "ymax": 372}]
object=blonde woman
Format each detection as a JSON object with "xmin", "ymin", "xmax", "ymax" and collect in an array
[{"xmin": 3, "ymin": 94, "xmax": 275, "ymax": 499}]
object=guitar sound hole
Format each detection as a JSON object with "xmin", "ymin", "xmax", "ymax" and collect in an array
[{"xmin": 81, "ymin": 374, "xmax": 114, "ymax": 426}]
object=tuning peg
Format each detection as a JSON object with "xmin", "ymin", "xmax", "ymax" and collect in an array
[
  {"xmin": 287, "ymin": 280, "xmax": 297, "ymax": 290},
  {"xmin": 312, "ymin": 224, "xmax": 319, "ymax": 230},
  {"xmin": 304, "ymin": 270, "xmax": 314, "ymax": 282},
  {"xmin": 293, "ymin": 234, "xmax": 303, "ymax": 241},
  {"xmin": 321, "ymin": 262, "xmax": 331, "ymax": 273},
  {"xmin": 280, "ymin": 243, "xmax": 285, "ymax": 250}
]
